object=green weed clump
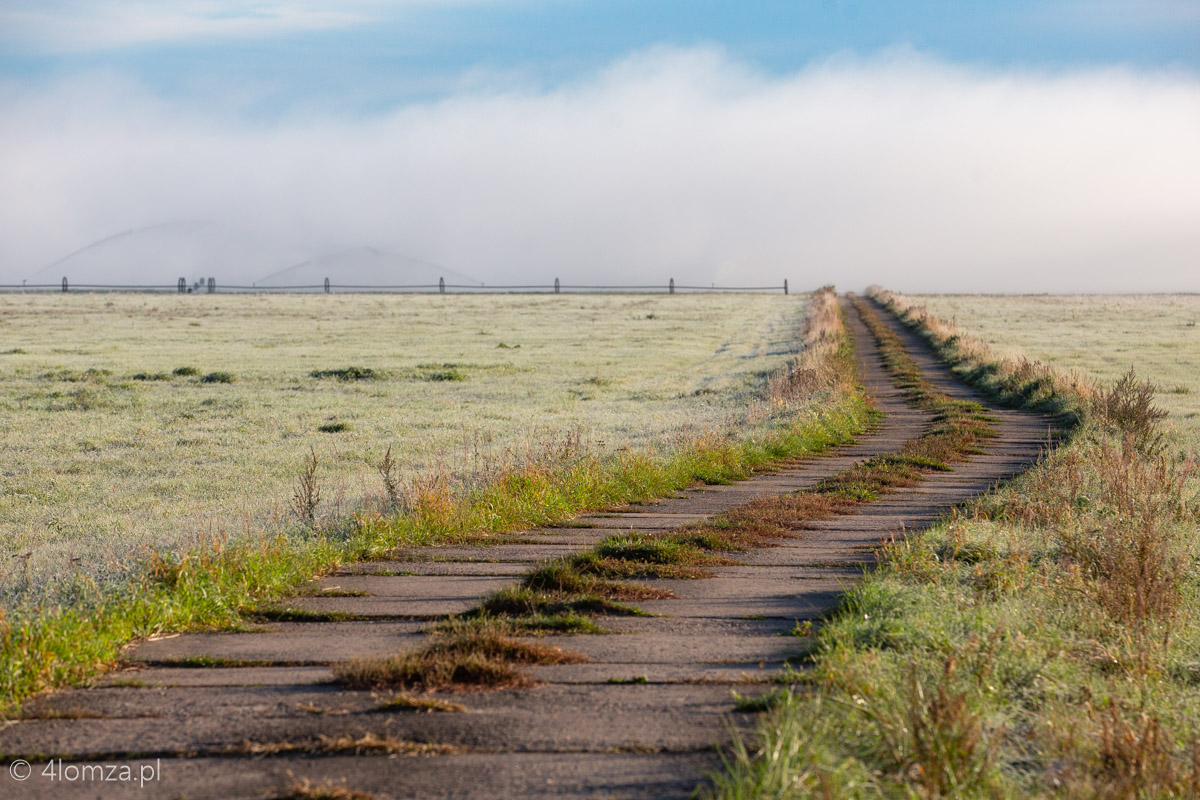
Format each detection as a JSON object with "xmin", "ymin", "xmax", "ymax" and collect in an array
[
  {"xmin": 200, "ymin": 371, "xmax": 235, "ymax": 384},
  {"xmin": 375, "ymin": 694, "xmax": 466, "ymax": 713},
  {"xmin": 310, "ymin": 367, "xmax": 382, "ymax": 381},
  {"xmin": 333, "ymin": 624, "xmax": 587, "ymax": 691},
  {"xmin": 423, "ymin": 369, "xmax": 464, "ymax": 382}
]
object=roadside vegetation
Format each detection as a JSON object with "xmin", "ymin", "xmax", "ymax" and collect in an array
[
  {"xmin": 0, "ymin": 289, "xmax": 876, "ymax": 713},
  {"xmin": 711, "ymin": 289, "xmax": 1200, "ymax": 799},
  {"xmin": 913, "ymin": 293, "xmax": 1200, "ymax": 441},
  {"xmin": 339, "ymin": 294, "xmax": 1012, "ymax": 694}
]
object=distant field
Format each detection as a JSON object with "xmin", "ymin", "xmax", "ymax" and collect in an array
[
  {"xmin": 0, "ymin": 292, "xmax": 805, "ymax": 604},
  {"xmin": 917, "ymin": 294, "xmax": 1200, "ymax": 439}
]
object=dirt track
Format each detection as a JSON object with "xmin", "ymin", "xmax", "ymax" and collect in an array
[{"xmin": 0, "ymin": 298, "xmax": 1056, "ymax": 799}]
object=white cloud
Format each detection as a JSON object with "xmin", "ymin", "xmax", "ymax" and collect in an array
[
  {"xmin": 1, "ymin": 48, "xmax": 1198, "ymax": 292},
  {"xmin": 0, "ymin": 1, "xmax": 450, "ymax": 51}
]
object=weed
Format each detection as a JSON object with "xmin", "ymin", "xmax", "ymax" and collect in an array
[
  {"xmin": 250, "ymin": 607, "xmax": 371, "ymax": 623},
  {"xmin": 302, "ymin": 586, "xmax": 369, "ymax": 598},
  {"xmin": 20, "ymin": 706, "xmax": 104, "ymax": 720},
  {"xmin": 1062, "ymin": 514, "xmax": 1185, "ymax": 626},
  {"xmin": 608, "ymin": 675, "xmax": 649, "ymax": 685},
  {"xmin": 172, "ymin": 365, "xmax": 199, "ymax": 376},
  {"xmin": 239, "ymin": 732, "xmax": 453, "ymax": 757},
  {"xmin": 318, "ymin": 421, "xmax": 350, "ymax": 433},
  {"xmin": 200, "ymin": 371, "xmax": 234, "ymax": 383},
  {"xmin": 1096, "ymin": 367, "xmax": 1168, "ymax": 441},
  {"xmin": 291, "ymin": 447, "xmax": 322, "ymax": 526},
  {"xmin": 788, "ymin": 620, "xmax": 814, "ymax": 637},
  {"xmin": 378, "ymin": 445, "xmax": 401, "ymax": 510},
  {"xmin": 894, "ymin": 656, "xmax": 993, "ymax": 797},
  {"xmin": 424, "ymin": 369, "xmax": 465, "ymax": 382},
  {"xmin": 271, "ymin": 778, "xmax": 378, "ymax": 800},
  {"xmin": 429, "ymin": 612, "xmax": 606, "ymax": 636},
  {"xmin": 732, "ymin": 688, "xmax": 790, "ymax": 712},
  {"xmin": 149, "ymin": 655, "xmax": 273, "ymax": 668},
  {"xmin": 310, "ymin": 367, "xmax": 382, "ymax": 381},
  {"xmin": 472, "ymin": 585, "xmax": 647, "ymax": 618},
  {"xmin": 333, "ymin": 626, "xmax": 586, "ymax": 691},
  {"xmin": 1083, "ymin": 704, "xmax": 1200, "ymax": 798},
  {"xmin": 131, "ymin": 372, "xmax": 171, "ymax": 381},
  {"xmin": 375, "ymin": 694, "xmax": 467, "ymax": 713}
]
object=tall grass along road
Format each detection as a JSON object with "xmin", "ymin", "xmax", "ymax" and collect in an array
[{"xmin": 712, "ymin": 289, "xmax": 1200, "ymax": 799}]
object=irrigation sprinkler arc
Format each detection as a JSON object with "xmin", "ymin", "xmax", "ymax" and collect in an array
[{"xmin": 24, "ymin": 220, "xmax": 211, "ymax": 283}]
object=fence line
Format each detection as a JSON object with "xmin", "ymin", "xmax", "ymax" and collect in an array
[{"xmin": 0, "ymin": 278, "xmax": 790, "ymax": 295}]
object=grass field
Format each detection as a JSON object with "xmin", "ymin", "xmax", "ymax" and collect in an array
[
  {"xmin": 916, "ymin": 294, "xmax": 1200, "ymax": 440},
  {"xmin": 0, "ymin": 292, "xmax": 805, "ymax": 607}
]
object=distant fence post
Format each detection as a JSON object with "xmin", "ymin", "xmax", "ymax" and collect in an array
[
  {"xmin": 439, "ymin": 277, "xmax": 445, "ymax": 294},
  {"xmin": 783, "ymin": 279, "xmax": 788, "ymax": 296},
  {"xmin": 668, "ymin": 278, "xmax": 674, "ymax": 295},
  {"xmin": 554, "ymin": 278, "xmax": 560, "ymax": 294},
  {"xmin": 178, "ymin": 277, "xmax": 185, "ymax": 293},
  {"xmin": 207, "ymin": 277, "xmax": 215, "ymax": 294},
  {"xmin": 324, "ymin": 277, "xmax": 330, "ymax": 294},
  {"xmin": 62, "ymin": 277, "xmax": 68, "ymax": 293}
]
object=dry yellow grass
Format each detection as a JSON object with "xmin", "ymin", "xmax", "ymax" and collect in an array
[{"xmin": 915, "ymin": 294, "xmax": 1200, "ymax": 441}]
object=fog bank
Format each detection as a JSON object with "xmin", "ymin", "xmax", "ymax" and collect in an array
[{"xmin": 2, "ymin": 48, "xmax": 1198, "ymax": 292}]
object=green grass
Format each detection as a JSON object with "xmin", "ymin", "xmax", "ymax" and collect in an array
[{"xmin": 708, "ymin": 291, "xmax": 1200, "ymax": 799}]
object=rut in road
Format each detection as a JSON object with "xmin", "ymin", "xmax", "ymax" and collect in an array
[{"xmin": 0, "ymin": 298, "xmax": 1057, "ymax": 800}]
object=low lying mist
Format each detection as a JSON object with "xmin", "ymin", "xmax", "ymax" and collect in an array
[{"xmin": 2, "ymin": 47, "xmax": 1197, "ymax": 292}]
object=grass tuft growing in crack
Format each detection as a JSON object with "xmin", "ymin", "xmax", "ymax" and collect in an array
[
  {"xmin": 375, "ymin": 695, "xmax": 467, "ymax": 713},
  {"xmin": 333, "ymin": 623, "xmax": 588, "ymax": 692}
]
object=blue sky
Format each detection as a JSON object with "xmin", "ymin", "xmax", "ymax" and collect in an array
[
  {"xmin": 1, "ymin": 1, "xmax": 1198, "ymax": 291},
  {"xmin": 3, "ymin": 1, "xmax": 1198, "ymax": 114}
]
